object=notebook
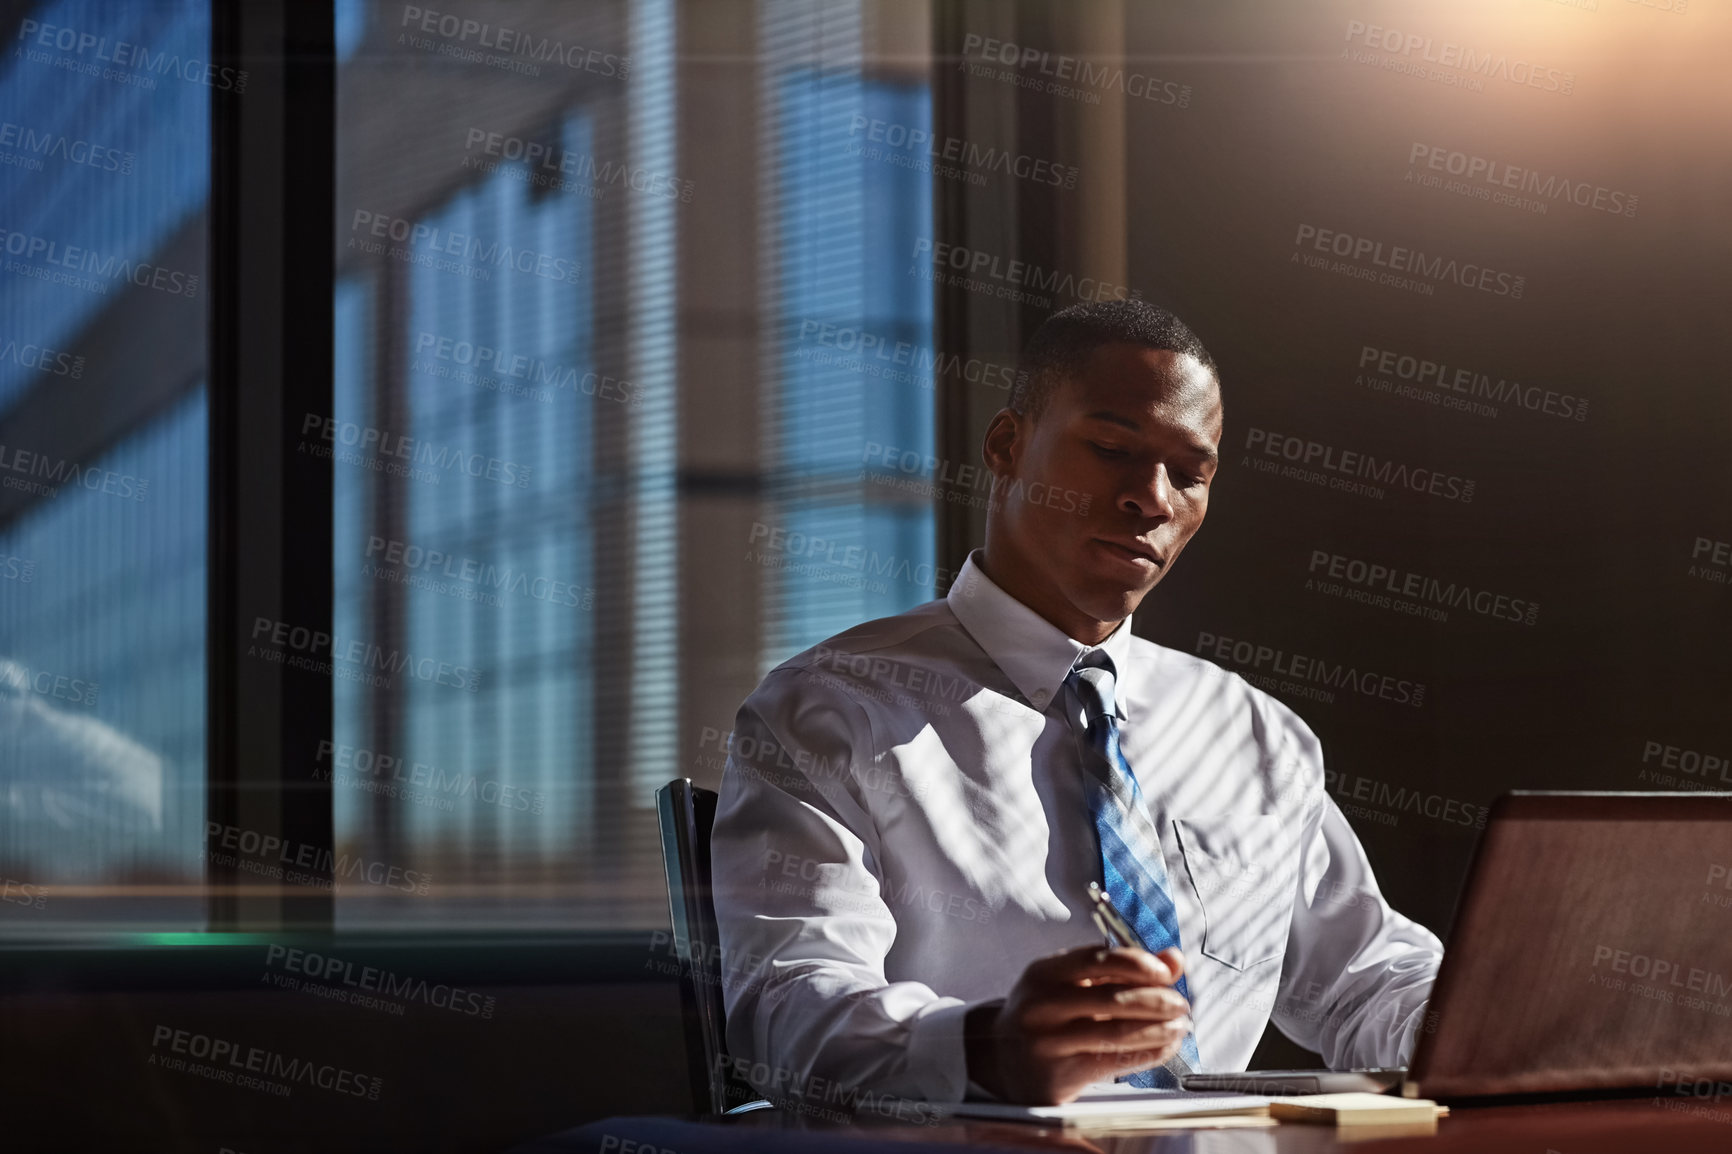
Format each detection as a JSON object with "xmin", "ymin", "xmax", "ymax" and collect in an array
[
  {"xmin": 940, "ymin": 1084, "xmax": 1270, "ymax": 1129},
  {"xmin": 1269, "ymin": 1092, "xmax": 1444, "ymax": 1125}
]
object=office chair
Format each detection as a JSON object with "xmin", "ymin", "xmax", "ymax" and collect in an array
[{"xmin": 655, "ymin": 778, "xmax": 772, "ymax": 1116}]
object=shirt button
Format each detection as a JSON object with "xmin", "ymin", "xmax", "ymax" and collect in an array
[{"xmin": 1032, "ymin": 689, "xmax": 1049, "ymax": 706}]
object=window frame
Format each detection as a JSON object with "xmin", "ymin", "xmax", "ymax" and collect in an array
[{"xmin": 207, "ymin": 0, "xmax": 337, "ymax": 931}]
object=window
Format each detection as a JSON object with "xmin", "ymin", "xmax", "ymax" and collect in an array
[
  {"xmin": 330, "ymin": 0, "xmax": 937, "ymax": 928},
  {"xmin": 0, "ymin": 0, "xmax": 210, "ymax": 930},
  {"xmin": 331, "ymin": 113, "xmax": 604, "ymax": 926},
  {"xmin": 0, "ymin": 0, "xmax": 937, "ymax": 934},
  {"xmin": 761, "ymin": 58, "xmax": 937, "ymax": 669}
]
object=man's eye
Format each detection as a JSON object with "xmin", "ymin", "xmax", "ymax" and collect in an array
[{"xmin": 1090, "ymin": 442, "xmax": 1128, "ymax": 459}]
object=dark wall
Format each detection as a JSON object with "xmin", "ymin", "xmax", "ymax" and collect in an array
[
  {"xmin": 930, "ymin": 0, "xmax": 1729, "ymax": 1068},
  {"xmin": 1111, "ymin": 0, "xmax": 1730, "ymax": 1044}
]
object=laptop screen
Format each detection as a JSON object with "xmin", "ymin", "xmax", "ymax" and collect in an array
[{"xmin": 1409, "ymin": 792, "xmax": 1732, "ymax": 1098}]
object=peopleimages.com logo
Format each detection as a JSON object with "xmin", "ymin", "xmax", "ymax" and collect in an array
[
  {"xmin": 348, "ymin": 210, "xmax": 581, "ymax": 285},
  {"xmin": 1306, "ymin": 549, "xmax": 1539, "ymax": 626},
  {"xmin": 249, "ymin": 616, "xmax": 482, "ymax": 693},
  {"xmin": 398, "ymin": 6, "xmax": 629, "ymax": 79},
  {"xmin": 1342, "ymin": 19, "xmax": 1574, "ymax": 96},
  {"xmin": 299, "ymin": 413, "xmax": 532, "ymax": 489},
  {"xmin": 205, "ymin": 820, "xmax": 432, "ymax": 895},
  {"xmin": 0, "ymin": 440, "xmax": 149, "ymax": 503},
  {"xmin": 0, "ymin": 333, "xmax": 85, "ymax": 379},
  {"xmin": 1243, "ymin": 425, "xmax": 1475, "ymax": 503},
  {"xmin": 746, "ymin": 521, "xmax": 961, "ymax": 595},
  {"xmin": 264, "ymin": 944, "xmax": 496, "ymax": 1018},
  {"xmin": 1356, "ymin": 344, "xmax": 1587, "ymax": 422},
  {"xmin": 1195, "ymin": 630, "xmax": 1426, "ymax": 709},
  {"xmin": 0, "ymin": 660, "xmax": 99, "ymax": 707},
  {"xmin": 862, "ymin": 442, "xmax": 1093, "ymax": 516},
  {"xmin": 462, "ymin": 128, "xmax": 692, "ymax": 202},
  {"xmin": 1687, "ymin": 536, "xmax": 1729, "ymax": 586},
  {"xmin": 316, "ymin": 740, "xmax": 546, "ymax": 816},
  {"xmin": 793, "ymin": 319, "xmax": 1023, "ymax": 393},
  {"xmin": 0, "ymin": 225, "xmax": 200, "ymax": 298},
  {"xmin": 0, "ymin": 119, "xmax": 133, "ymax": 175},
  {"xmin": 912, "ymin": 237, "xmax": 1139, "ymax": 306},
  {"xmin": 364, "ymin": 535, "xmax": 589, "ymax": 608},
  {"xmin": 1293, "ymin": 223, "xmax": 1524, "ymax": 298},
  {"xmin": 847, "ymin": 114, "xmax": 1078, "ymax": 189},
  {"xmin": 1405, "ymin": 142, "xmax": 1636, "ymax": 219},
  {"xmin": 14, "ymin": 18, "xmax": 248, "ymax": 92},
  {"xmin": 412, "ymin": 331, "xmax": 639, "ymax": 407},
  {"xmin": 150, "ymin": 1025, "xmax": 381, "ymax": 1100},
  {"xmin": 1, "ymin": 877, "xmax": 47, "ymax": 910},
  {"xmin": 961, "ymin": 34, "xmax": 1192, "ymax": 108}
]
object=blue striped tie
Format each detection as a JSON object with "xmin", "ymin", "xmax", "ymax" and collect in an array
[{"xmin": 1067, "ymin": 651, "xmax": 1201, "ymax": 1087}]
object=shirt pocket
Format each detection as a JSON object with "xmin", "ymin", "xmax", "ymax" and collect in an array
[{"xmin": 1173, "ymin": 814, "xmax": 1296, "ymax": 972}]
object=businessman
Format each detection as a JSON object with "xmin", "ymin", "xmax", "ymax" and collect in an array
[{"xmin": 711, "ymin": 299, "xmax": 1441, "ymax": 1105}]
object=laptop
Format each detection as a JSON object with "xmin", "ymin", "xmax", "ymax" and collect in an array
[{"xmin": 1189, "ymin": 792, "xmax": 1732, "ymax": 1100}]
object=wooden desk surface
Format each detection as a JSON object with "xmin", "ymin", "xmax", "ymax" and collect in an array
[{"xmin": 542, "ymin": 1095, "xmax": 1732, "ymax": 1154}]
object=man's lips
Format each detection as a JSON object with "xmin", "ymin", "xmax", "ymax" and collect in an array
[{"xmin": 1093, "ymin": 538, "xmax": 1163, "ymax": 566}]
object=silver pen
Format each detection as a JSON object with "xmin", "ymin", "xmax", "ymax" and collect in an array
[{"xmin": 1086, "ymin": 881, "xmax": 1197, "ymax": 1080}]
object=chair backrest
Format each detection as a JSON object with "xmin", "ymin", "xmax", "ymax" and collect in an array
[{"xmin": 655, "ymin": 778, "xmax": 759, "ymax": 1115}]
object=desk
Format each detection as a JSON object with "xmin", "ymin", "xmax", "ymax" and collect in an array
[{"xmin": 519, "ymin": 1095, "xmax": 1732, "ymax": 1154}]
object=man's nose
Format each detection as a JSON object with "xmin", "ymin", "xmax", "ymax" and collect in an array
[{"xmin": 1119, "ymin": 464, "xmax": 1175, "ymax": 522}]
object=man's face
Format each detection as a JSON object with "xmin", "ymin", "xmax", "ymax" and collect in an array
[{"xmin": 981, "ymin": 342, "xmax": 1223, "ymax": 640}]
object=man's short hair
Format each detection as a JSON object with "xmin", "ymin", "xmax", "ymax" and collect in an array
[{"xmin": 1009, "ymin": 300, "xmax": 1218, "ymax": 419}]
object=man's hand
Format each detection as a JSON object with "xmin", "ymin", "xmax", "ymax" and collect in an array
[{"xmin": 964, "ymin": 944, "xmax": 1193, "ymax": 1105}]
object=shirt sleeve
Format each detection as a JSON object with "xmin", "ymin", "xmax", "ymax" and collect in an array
[
  {"xmin": 1266, "ymin": 706, "xmax": 1443, "ymax": 1068},
  {"xmin": 709, "ymin": 666, "xmax": 977, "ymax": 1108}
]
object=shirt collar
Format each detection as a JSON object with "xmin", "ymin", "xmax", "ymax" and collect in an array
[{"xmin": 946, "ymin": 550, "xmax": 1134, "ymax": 715}]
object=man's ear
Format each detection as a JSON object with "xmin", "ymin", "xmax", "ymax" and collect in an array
[{"xmin": 981, "ymin": 408, "xmax": 1024, "ymax": 481}]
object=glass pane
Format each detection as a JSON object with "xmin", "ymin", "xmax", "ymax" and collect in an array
[
  {"xmin": 333, "ymin": 0, "xmax": 936, "ymax": 928},
  {"xmin": 0, "ymin": 0, "xmax": 210, "ymax": 932},
  {"xmin": 761, "ymin": 62, "xmax": 936, "ymax": 669}
]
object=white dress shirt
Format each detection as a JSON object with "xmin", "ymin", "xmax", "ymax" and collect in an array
[{"xmin": 711, "ymin": 551, "xmax": 1441, "ymax": 1104}]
